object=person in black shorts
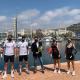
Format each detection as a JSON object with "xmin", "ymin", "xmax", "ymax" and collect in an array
[
  {"xmin": 17, "ymin": 36, "xmax": 30, "ymax": 75},
  {"xmin": 2, "ymin": 35, "xmax": 16, "ymax": 78},
  {"xmin": 65, "ymin": 39, "xmax": 76, "ymax": 76},
  {"xmin": 51, "ymin": 39, "xmax": 61, "ymax": 73}
]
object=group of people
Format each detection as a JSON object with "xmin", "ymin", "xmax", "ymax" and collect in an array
[
  {"xmin": 49, "ymin": 38, "xmax": 76, "ymax": 76},
  {"xmin": 0, "ymin": 34, "xmax": 77, "ymax": 79}
]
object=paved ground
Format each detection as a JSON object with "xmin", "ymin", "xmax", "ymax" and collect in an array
[{"xmin": 0, "ymin": 61, "xmax": 80, "ymax": 80}]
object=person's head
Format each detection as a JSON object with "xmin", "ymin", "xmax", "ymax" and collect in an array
[
  {"xmin": 34, "ymin": 38, "xmax": 38, "ymax": 43},
  {"xmin": 22, "ymin": 35, "xmax": 25, "ymax": 42},
  {"xmin": 7, "ymin": 35, "xmax": 13, "ymax": 42},
  {"xmin": 39, "ymin": 41, "xmax": 42, "ymax": 47},
  {"xmin": 52, "ymin": 39, "xmax": 56, "ymax": 43},
  {"xmin": 68, "ymin": 39, "xmax": 71, "ymax": 43}
]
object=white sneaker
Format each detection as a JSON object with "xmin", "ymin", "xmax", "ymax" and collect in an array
[
  {"xmin": 58, "ymin": 70, "xmax": 61, "ymax": 74},
  {"xmin": 2, "ymin": 71, "xmax": 7, "ymax": 79},
  {"xmin": 72, "ymin": 71, "xmax": 76, "ymax": 76},
  {"xmin": 11, "ymin": 70, "xmax": 14, "ymax": 78},
  {"xmin": 67, "ymin": 70, "xmax": 70, "ymax": 74},
  {"xmin": 19, "ymin": 68, "xmax": 22, "ymax": 75},
  {"xmin": 26, "ymin": 69, "xmax": 30, "ymax": 74},
  {"xmin": 54, "ymin": 69, "xmax": 57, "ymax": 73}
]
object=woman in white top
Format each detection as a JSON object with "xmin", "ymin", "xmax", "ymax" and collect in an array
[
  {"xmin": 3, "ymin": 35, "xmax": 16, "ymax": 79},
  {"xmin": 17, "ymin": 36, "xmax": 29, "ymax": 75}
]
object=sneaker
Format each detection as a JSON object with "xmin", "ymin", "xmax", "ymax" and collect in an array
[
  {"xmin": 67, "ymin": 70, "xmax": 70, "ymax": 74},
  {"xmin": 54, "ymin": 69, "xmax": 57, "ymax": 73},
  {"xmin": 72, "ymin": 71, "xmax": 76, "ymax": 76},
  {"xmin": 58, "ymin": 70, "xmax": 61, "ymax": 74},
  {"xmin": 2, "ymin": 71, "xmax": 7, "ymax": 79},
  {"xmin": 26, "ymin": 69, "xmax": 30, "ymax": 74},
  {"xmin": 11, "ymin": 70, "xmax": 14, "ymax": 78},
  {"xmin": 33, "ymin": 69, "xmax": 37, "ymax": 73},
  {"xmin": 19, "ymin": 68, "xmax": 22, "ymax": 75},
  {"xmin": 41, "ymin": 69, "xmax": 44, "ymax": 73}
]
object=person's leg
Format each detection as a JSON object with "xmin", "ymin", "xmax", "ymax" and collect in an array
[
  {"xmin": 19, "ymin": 62, "xmax": 22, "ymax": 74},
  {"xmin": 19, "ymin": 56, "xmax": 23, "ymax": 75},
  {"xmin": 33, "ymin": 56, "xmax": 37, "ymax": 72},
  {"xmin": 57, "ymin": 59, "xmax": 61, "ymax": 73},
  {"xmin": 3, "ymin": 55, "xmax": 8, "ymax": 78},
  {"xmin": 4, "ymin": 55, "xmax": 8, "ymax": 73},
  {"xmin": 3, "ymin": 63, "xmax": 8, "ymax": 78},
  {"xmin": 10, "ymin": 56, "xmax": 14, "ymax": 78},
  {"xmin": 38, "ymin": 56, "xmax": 44, "ymax": 72},
  {"xmin": 11, "ymin": 62, "xmax": 14, "ymax": 76},
  {"xmin": 67, "ymin": 60, "xmax": 70, "ymax": 74},
  {"xmin": 4, "ymin": 63, "xmax": 8, "ymax": 72},
  {"xmin": 54, "ymin": 59, "xmax": 56, "ymax": 69},
  {"xmin": 67, "ymin": 60, "xmax": 70, "ymax": 70},
  {"xmin": 71, "ymin": 60, "xmax": 75, "ymax": 71},
  {"xmin": 24, "ymin": 55, "xmax": 30, "ymax": 74},
  {"xmin": 54, "ymin": 59, "xmax": 57, "ymax": 73},
  {"xmin": 71, "ymin": 60, "xmax": 75, "ymax": 75}
]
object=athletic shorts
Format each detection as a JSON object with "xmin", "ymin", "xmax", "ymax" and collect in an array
[
  {"xmin": 19, "ymin": 55, "xmax": 28, "ymax": 62},
  {"xmin": 4, "ymin": 55, "xmax": 14, "ymax": 63},
  {"xmin": 52, "ymin": 53, "xmax": 61, "ymax": 59},
  {"xmin": 66, "ymin": 54, "xmax": 74, "ymax": 60}
]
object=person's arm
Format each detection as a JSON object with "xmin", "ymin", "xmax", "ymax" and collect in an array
[
  {"xmin": 17, "ymin": 42, "xmax": 20, "ymax": 56},
  {"xmin": 31, "ymin": 43, "xmax": 34, "ymax": 52},
  {"xmin": 65, "ymin": 44, "xmax": 67, "ymax": 58},
  {"xmin": 26, "ymin": 42, "xmax": 29, "ymax": 55},
  {"xmin": 72, "ymin": 43, "xmax": 77, "ymax": 54},
  {"xmin": 65, "ymin": 48, "xmax": 66, "ymax": 55},
  {"xmin": 56, "ymin": 42, "xmax": 60, "ymax": 57},
  {"xmin": 13, "ymin": 41, "xmax": 18, "ymax": 57},
  {"xmin": 2, "ymin": 42, "xmax": 6, "ymax": 54},
  {"xmin": 72, "ymin": 43, "xmax": 75, "ymax": 49}
]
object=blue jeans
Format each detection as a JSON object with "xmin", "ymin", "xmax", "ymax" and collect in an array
[{"xmin": 33, "ymin": 56, "xmax": 44, "ymax": 70}]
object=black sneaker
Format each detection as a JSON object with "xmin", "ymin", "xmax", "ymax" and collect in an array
[{"xmin": 41, "ymin": 70, "xmax": 44, "ymax": 73}]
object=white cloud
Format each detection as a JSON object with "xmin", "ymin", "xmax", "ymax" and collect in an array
[
  {"xmin": 68, "ymin": 9, "xmax": 80, "ymax": 16},
  {"xmin": 39, "ymin": 7, "xmax": 69, "ymax": 22},
  {"xmin": 18, "ymin": 9, "xmax": 40, "ymax": 20},
  {"xmin": 1, "ymin": 7, "xmax": 80, "ymax": 31},
  {"xmin": 74, "ymin": 15, "xmax": 80, "ymax": 20},
  {"xmin": 0, "ymin": 16, "xmax": 7, "ymax": 22},
  {"xmin": 36, "ymin": 7, "xmax": 80, "ymax": 27}
]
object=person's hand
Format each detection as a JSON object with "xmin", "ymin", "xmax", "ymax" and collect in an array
[
  {"xmin": 0, "ymin": 48, "xmax": 4, "ymax": 53},
  {"xmin": 65, "ymin": 55, "xmax": 66, "ymax": 58},
  {"xmin": 58, "ymin": 54, "xmax": 61, "ymax": 58},
  {"xmin": 0, "ymin": 53, "xmax": 3, "ymax": 58},
  {"xmin": 36, "ymin": 52, "xmax": 39, "ymax": 54}
]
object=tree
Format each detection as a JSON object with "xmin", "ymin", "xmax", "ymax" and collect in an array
[{"xmin": 36, "ymin": 29, "xmax": 44, "ymax": 38}]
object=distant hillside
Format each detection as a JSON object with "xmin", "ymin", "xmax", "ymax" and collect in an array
[{"xmin": 67, "ymin": 23, "xmax": 80, "ymax": 32}]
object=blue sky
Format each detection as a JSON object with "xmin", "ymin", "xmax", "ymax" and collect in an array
[
  {"xmin": 0, "ymin": 0, "xmax": 80, "ymax": 31},
  {"xmin": 0, "ymin": 0, "xmax": 80, "ymax": 16}
]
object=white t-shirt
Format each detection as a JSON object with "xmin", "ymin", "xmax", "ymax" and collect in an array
[
  {"xmin": 3, "ymin": 40, "xmax": 16, "ymax": 56},
  {"xmin": 17, "ymin": 41, "xmax": 29, "ymax": 55},
  {"xmin": 36, "ymin": 42, "xmax": 39, "ymax": 48}
]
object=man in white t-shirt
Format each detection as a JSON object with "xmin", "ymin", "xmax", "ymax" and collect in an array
[
  {"xmin": 2, "ymin": 35, "xmax": 16, "ymax": 79},
  {"xmin": 17, "ymin": 36, "xmax": 29, "ymax": 75}
]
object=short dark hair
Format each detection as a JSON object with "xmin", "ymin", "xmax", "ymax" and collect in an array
[
  {"xmin": 8, "ymin": 35, "xmax": 13, "ymax": 38},
  {"xmin": 52, "ymin": 39, "xmax": 56, "ymax": 42},
  {"xmin": 22, "ymin": 35, "xmax": 25, "ymax": 39}
]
